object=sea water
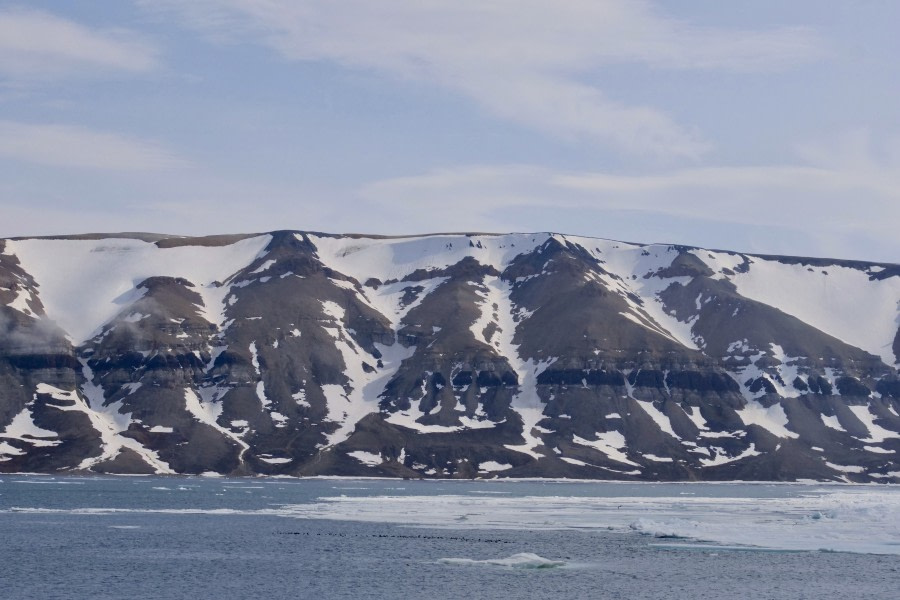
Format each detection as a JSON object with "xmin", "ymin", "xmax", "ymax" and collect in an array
[{"xmin": 1, "ymin": 476, "xmax": 898, "ymax": 599}]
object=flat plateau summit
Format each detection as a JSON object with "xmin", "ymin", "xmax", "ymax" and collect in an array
[{"xmin": 1, "ymin": 230, "xmax": 898, "ymax": 481}]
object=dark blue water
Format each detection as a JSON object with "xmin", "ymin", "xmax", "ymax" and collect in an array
[{"xmin": 1, "ymin": 476, "xmax": 897, "ymax": 599}]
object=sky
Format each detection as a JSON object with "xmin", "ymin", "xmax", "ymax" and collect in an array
[{"xmin": 0, "ymin": 1, "xmax": 898, "ymax": 262}]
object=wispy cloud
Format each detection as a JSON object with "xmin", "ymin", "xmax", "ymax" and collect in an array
[
  {"xmin": 143, "ymin": 0, "xmax": 824, "ymax": 159},
  {"xmin": 0, "ymin": 121, "xmax": 184, "ymax": 170},
  {"xmin": 359, "ymin": 130, "xmax": 900, "ymax": 260},
  {"xmin": 0, "ymin": 8, "xmax": 159, "ymax": 79},
  {"xmin": 363, "ymin": 162, "xmax": 900, "ymax": 224}
]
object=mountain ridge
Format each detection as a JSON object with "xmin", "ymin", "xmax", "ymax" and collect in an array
[
  {"xmin": 11, "ymin": 228, "xmax": 895, "ymax": 265},
  {"xmin": 1, "ymin": 230, "xmax": 898, "ymax": 481}
]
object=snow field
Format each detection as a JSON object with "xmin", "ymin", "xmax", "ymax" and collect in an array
[
  {"xmin": 6, "ymin": 235, "xmax": 272, "ymax": 344},
  {"xmin": 692, "ymin": 250, "xmax": 900, "ymax": 366},
  {"xmin": 309, "ymin": 233, "xmax": 551, "ymax": 284}
]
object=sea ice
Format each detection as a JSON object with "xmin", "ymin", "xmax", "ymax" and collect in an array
[{"xmin": 438, "ymin": 553, "xmax": 565, "ymax": 569}]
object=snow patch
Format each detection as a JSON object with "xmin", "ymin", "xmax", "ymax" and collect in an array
[
  {"xmin": 184, "ymin": 388, "xmax": 250, "ymax": 462},
  {"xmin": 478, "ymin": 461, "xmax": 512, "ymax": 472},
  {"xmin": 820, "ymin": 414, "xmax": 845, "ymax": 432},
  {"xmin": 737, "ymin": 401, "xmax": 798, "ymax": 439},
  {"xmin": 643, "ymin": 454, "xmax": 674, "ymax": 463},
  {"xmin": 826, "ymin": 462, "xmax": 865, "ymax": 474},
  {"xmin": 250, "ymin": 259, "xmax": 276, "ymax": 274},
  {"xmin": 848, "ymin": 405, "xmax": 900, "ymax": 443},
  {"xmin": 348, "ymin": 450, "xmax": 382, "ymax": 466},
  {"xmin": 317, "ymin": 298, "xmax": 415, "ymax": 446},
  {"xmin": 634, "ymin": 400, "xmax": 680, "ymax": 439},
  {"xmin": 573, "ymin": 432, "xmax": 639, "ymax": 467},
  {"xmin": 700, "ymin": 443, "xmax": 761, "ymax": 466},
  {"xmin": 259, "ymin": 456, "xmax": 292, "ymax": 464}
]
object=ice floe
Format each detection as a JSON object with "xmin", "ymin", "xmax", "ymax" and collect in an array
[{"xmin": 439, "ymin": 553, "xmax": 565, "ymax": 569}]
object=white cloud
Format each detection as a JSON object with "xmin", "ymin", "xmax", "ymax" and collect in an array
[
  {"xmin": 364, "ymin": 127, "xmax": 900, "ymax": 213},
  {"xmin": 359, "ymin": 132, "xmax": 900, "ymax": 260},
  {"xmin": 144, "ymin": 0, "xmax": 823, "ymax": 159},
  {"xmin": 363, "ymin": 161, "xmax": 900, "ymax": 223},
  {"xmin": 0, "ymin": 8, "xmax": 159, "ymax": 78},
  {"xmin": 0, "ymin": 121, "xmax": 184, "ymax": 170}
]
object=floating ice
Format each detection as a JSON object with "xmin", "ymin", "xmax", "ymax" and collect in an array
[
  {"xmin": 438, "ymin": 553, "xmax": 565, "ymax": 569},
  {"xmin": 272, "ymin": 485, "xmax": 900, "ymax": 555}
]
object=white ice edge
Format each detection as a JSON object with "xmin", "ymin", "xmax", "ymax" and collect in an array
[
  {"xmin": 5, "ymin": 485, "xmax": 900, "ymax": 556},
  {"xmin": 279, "ymin": 489, "xmax": 900, "ymax": 555}
]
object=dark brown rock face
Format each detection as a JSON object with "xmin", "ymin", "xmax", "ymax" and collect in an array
[{"xmin": 1, "ymin": 232, "xmax": 898, "ymax": 482}]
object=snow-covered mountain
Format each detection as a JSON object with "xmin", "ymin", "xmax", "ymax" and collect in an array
[{"xmin": 1, "ymin": 231, "xmax": 898, "ymax": 481}]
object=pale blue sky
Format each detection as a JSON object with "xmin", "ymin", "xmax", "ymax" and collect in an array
[{"xmin": 1, "ymin": 1, "xmax": 898, "ymax": 261}]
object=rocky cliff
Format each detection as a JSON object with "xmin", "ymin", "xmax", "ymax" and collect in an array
[{"xmin": 1, "ymin": 231, "xmax": 898, "ymax": 481}]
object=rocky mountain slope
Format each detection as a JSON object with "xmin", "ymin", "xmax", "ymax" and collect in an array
[{"xmin": 1, "ymin": 231, "xmax": 898, "ymax": 481}]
